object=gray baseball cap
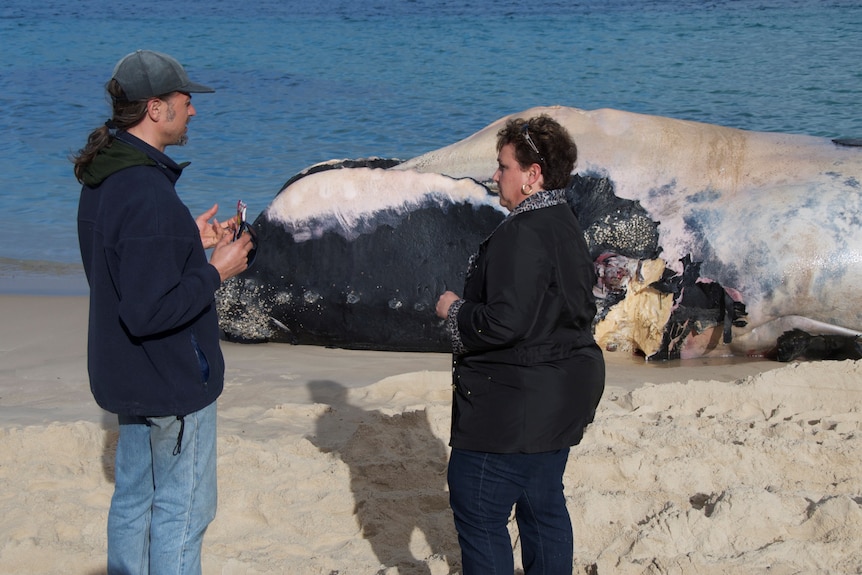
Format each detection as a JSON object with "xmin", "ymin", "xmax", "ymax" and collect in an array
[{"xmin": 112, "ymin": 50, "xmax": 215, "ymax": 101}]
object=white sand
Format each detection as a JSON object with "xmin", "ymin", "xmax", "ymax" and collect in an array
[{"xmin": 1, "ymin": 295, "xmax": 860, "ymax": 574}]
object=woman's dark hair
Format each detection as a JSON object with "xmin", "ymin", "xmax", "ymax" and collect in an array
[
  {"xmin": 72, "ymin": 79, "xmax": 149, "ymax": 183},
  {"xmin": 496, "ymin": 114, "xmax": 578, "ymax": 190}
]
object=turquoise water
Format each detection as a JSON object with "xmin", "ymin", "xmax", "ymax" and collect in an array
[{"xmin": 2, "ymin": 0, "xmax": 861, "ymax": 276}]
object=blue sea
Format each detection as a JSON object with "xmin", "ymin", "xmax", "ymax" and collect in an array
[{"xmin": 1, "ymin": 0, "xmax": 861, "ymax": 293}]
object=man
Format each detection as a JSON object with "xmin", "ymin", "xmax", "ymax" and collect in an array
[{"xmin": 73, "ymin": 50, "xmax": 253, "ymax": 574}]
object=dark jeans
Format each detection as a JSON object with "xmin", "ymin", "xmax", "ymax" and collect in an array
[{"xmin": 448, "ymin": 447, "xmax": 573, "ymax": 574}]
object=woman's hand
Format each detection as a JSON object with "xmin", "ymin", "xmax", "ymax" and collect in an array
[{"xmin": 436, "ymin": 290, "xmax": 460, "ymax": 319}]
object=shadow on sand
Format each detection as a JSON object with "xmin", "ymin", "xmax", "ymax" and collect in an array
[{"xmin": 308, "ymin": 379, "xmax": 459, "ymax": 574}]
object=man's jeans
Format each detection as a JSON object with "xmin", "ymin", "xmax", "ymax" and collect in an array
[
  {"xmin": 107, "ymin": 401, "xmax": 218, "ymax": 575},
  {"xmin": 448, "ymin": 447, "xmax": 573, "ymax": 574}
]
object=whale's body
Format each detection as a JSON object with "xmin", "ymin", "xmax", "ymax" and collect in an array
[{"xmin": 217, "ymin": 106, "xmax": 862, "ymax": 359}]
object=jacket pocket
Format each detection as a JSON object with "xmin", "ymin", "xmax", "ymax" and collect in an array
[{"xmin": 190, "ymin": 332, "xmax": 210, "ymax": 384}]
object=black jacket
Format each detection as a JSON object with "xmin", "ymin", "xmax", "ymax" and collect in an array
[
  {"xmin": 77, "ymin": 131, "xmax": 224, "ymax": 416},
  {"xmin": 448, "ymin": 191, "xmax": 605, "ymax": 453}
]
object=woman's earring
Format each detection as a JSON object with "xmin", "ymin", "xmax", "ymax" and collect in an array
[{"xmin": 521, "ymin": 184, "xmax": 532, "ymax": 195}]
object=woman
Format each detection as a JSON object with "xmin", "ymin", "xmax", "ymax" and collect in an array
[{"xmin": 436, "ymin": 115, "xmax": 605, "ymax": 573}]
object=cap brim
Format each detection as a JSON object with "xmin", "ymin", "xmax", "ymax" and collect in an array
[{"xmin": 182, "ymin": 81, "xmax": 215, "ymax": 94}]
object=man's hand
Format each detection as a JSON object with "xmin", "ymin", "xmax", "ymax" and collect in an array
[
  {"xmin": 196, "ymin": 204, "xmax": 234, "ymax": 249},
  {"xmin": 209, "ymin": 231, "xmax": 253, "ymax": 282}
]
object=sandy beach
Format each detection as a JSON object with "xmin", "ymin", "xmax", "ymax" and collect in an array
[{"xmin": 1, "ymin": 294, "xmax": 860, "ymax": 574}]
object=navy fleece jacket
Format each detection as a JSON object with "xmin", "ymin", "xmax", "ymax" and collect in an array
[{"xmin": 77, "ymin": 131, "xmax": 224, "ymax": 416}]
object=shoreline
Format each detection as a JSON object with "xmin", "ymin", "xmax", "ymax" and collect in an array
[{"xmin": 0, "ymin": 259, "xmax": 88, "ymax": 296}]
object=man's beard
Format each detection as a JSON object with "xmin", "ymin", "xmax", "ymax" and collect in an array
[{"xmin": 165, "ymin": 104, "xmax": 189, "ymax": 146}]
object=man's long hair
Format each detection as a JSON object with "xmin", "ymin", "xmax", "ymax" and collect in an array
[{"xmin": 72, "ymin": 79, "xmax": 148, "ymax": 183}]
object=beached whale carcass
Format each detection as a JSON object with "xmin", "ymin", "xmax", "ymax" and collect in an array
[{"xmin": 216, "ymin": 106, "xmax": 862, "ymax": 360}]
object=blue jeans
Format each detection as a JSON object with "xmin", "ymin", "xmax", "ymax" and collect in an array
[
  {"xmin": 107, "ymin": 401, "xmax": 218, "ymax": 575},
  {"xmin": 448, "ymin": 448, "xmax": 573, "ymax": 574}
]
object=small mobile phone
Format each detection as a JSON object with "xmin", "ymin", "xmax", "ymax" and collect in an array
[
  {"xmin": 234, "ymin": 200, "xmax": 247, "ymax": 241},
  {"xmin": 233, "ymin": 200, "xmax": 258, "ymax": 267}
]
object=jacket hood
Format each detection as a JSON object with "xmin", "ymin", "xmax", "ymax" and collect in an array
[{"xmin": 80, "ymin": 139, "xmax": 158, "ymax": 187}]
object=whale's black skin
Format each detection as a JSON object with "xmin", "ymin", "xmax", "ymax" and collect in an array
[
  {"xmin": 567, "ymin": 173, "xmax": 660, "ymax": 261},
  {"xmin": 776, "ymin": 329, "xmax": 862, "ymax": 362},
  {"xmin": 217, "ymin": 159, "xmax": 505, "ymax": 350},
  {"xmin": 279, "ymin": 157, "xmax": 404, "ymax": 190},
  {"xmin": 833, "ymin": 138, "xmax": 862, "ymax": 147}
]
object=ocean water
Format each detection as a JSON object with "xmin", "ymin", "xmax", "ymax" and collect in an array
[{"xmin": 1, "ymin": 0, "xmax": 861, "ymax": 291}]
